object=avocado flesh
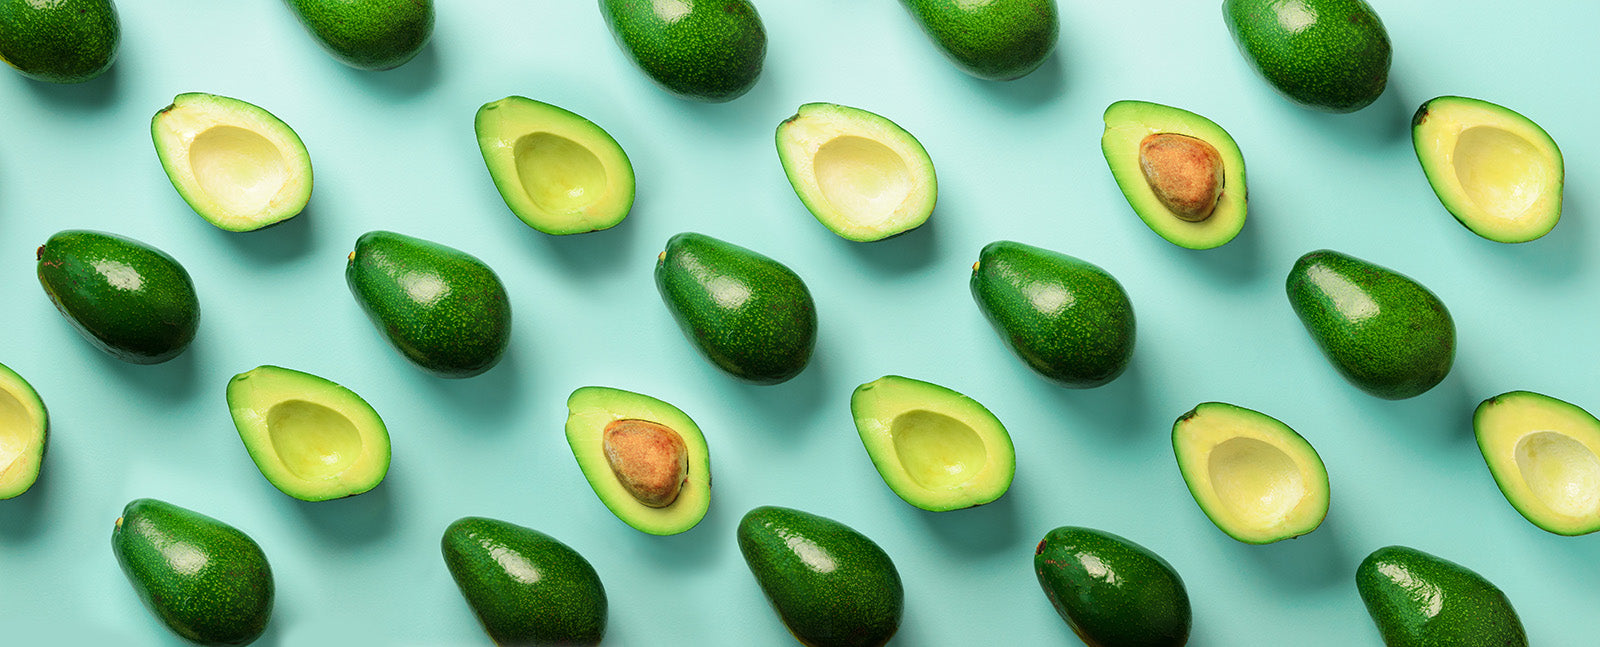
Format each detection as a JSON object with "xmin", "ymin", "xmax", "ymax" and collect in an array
[
  {"xmin": 1358, "ymin": 545, "xmax": 1527, "ymax": 647},
  {"xmin": 152, "ymin": 93, "xmax": 313, "ymax": 232},
  {"xmin": 1034, "ymin": 526, "xmax": 1191, "ymax": 647},
  {"xmin": 565, "ymin": 386, "xmax": 711, "ymax": 536},
  {"xmin": 36, "ymin": 230, "xmax": 200, "ymax": 365},
  {"xmin": 0, "ymin": 0, "xmax": 119, "ymax": 84},
  {"xmin": 0, "ymin": 362, "xmax": 46, "ymax": 500},
  {"xmin": 1223, "ymin": 0, "xmax": 1391, "ymax": 113},
  {"xmin": 476, "ymin": 96, "xmax": 635, "ymax": 235},
  {"xmin": 737, "ymin": 506, "xmax": 903, "ymax": 647},
  {"xmin": 1173, "ymin": 402, "xmax": 1329, "ymax": 544},
  {"xmin": 1103, "ymin": 100, "xmax": 1247, "ymax": 250},
  {"xmin": 1413, "ymin": 96, "xmax": 1563, "ymax": 243},
  {"xmin": 1474, "ymin": 391, "xmax": 1600, "ymax": 536},
  {"xmin": 850, "ymin": 376, "xmax": 1014, "ymax": 511},
  {"xmin": 227, "ymin": 366, "xmax": 390, "ymax": 502},
  {"xmin": 442, "ymin": 517, "xmax": 608, "ymax": 646},
  {"xmin": 775, "ymin": 103, "xmax": 936, "ymax": 242}
]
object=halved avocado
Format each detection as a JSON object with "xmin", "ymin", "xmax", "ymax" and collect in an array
[
  {"xmin": 1172, "ymin": 402, "xmax": 1328, "ymax": 544},
  {"xmin": 1102, "ymin": 100, "xmax": 1247, "ymax": 250},
  {"xmin": 850, "ymin": 375, "xmax": 1015, "ymax": 511},
  {"xmin": 475, "ymin": 96, "xmax": 635, "ymax": 235},
  {"xmin": 1474, "ymin": 391, "xmax": 1600, "ymax": 536},
  {"xmin": 226, "ymin": 365, "xmax": 390, "ymax": 502},
  {"xmin": 775, "ymin": 103, "xmax": 936, "ymax": 242},
  {"xmin": 565, "ymin": 386, "xmax": 710, "ymax": 535},
  {"xmin": 151, "ymin": 93, "xmax": 313, "ymax": 232},
  {"xmin": 1412, "ymin": 96, "xmax": 1563, "ymax": 243},
  {"xmin": 0, "ymin": 362, "xmax": 47, "ymax": 499}
]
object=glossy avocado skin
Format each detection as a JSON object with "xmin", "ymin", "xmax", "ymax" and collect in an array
[
  {"xmin": 1286, "ymin": 250, "xmax": 1454, "ymax": 400},
  {"xmin": 600, "ymin": 0, "xmax": 766, "ymax": 102},
  {"xmin": 1034, "ymin": 527, "xmax": 1191, "ymax": 647},
  {"xmin": 0, "ymin": 0, "xmax": 119, "ymax": 83},
  {"xmin": 112, "ymin": 498, "xmax": 274, "ymax": 646},
  {"xmin": 1223, "ymin": 0, "xmax": 1391, "ymax": 112},
  {"xmin": 900, "ymin": 0, "xmax": 1059, "ymax": 81},
  {"xmin": 655, "ymin": 233, "xmax": 816, "ymax": 385},
  {"xmin": 738, "ymin": 506, "xmax": 903, "ymax": 647},
  {"xmin": 37, "ymin": 230, "xmax": 199, "ymax": 364},
  {"xmin": 1357, "ymin": 545, "xmax": 1527, "ymax": 647},
  {"xmin": 971, "ymin": 241, "xmax": 1136, "ymax": 388},
  {"xmin": 286, "ymin": 0, "xmax": 434, "ymax": 70},
  {"xmin": 442, "ymin": 517, "xmax": 607, "ymax": 646}
]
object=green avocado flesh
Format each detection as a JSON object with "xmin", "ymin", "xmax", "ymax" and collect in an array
[
  {"xmin": 565, "ymin": 386, "xmax": 711, "ymax": 535},
  {"xmin": 285, "ymin": 0, "xmax": 433, "ymax": 71},
  {"xmin": 776, "ymin": 103, "xmax": 937, "ymax": 242},
  {"xmin": 227, "ymin": 365, "xmax": 390, "ymax": 502},
  {"xmin": 0, "ymin": 0, "xmax": 119, "ymax": 84},
  {"xmin": 1102, "ymin": 100, "xmax": 1247, "ymax": 250},
  {"xmin": 1358, "ymin": 545, "xmax": 1527, "ymax": 647},
  {"xmin": 1474, "ymin": 391, "xmax": 1600, "ymax": 536},
  {"xmin": 599, "ymin": 0, "xmax": 767, "ymax": 102},
  {"xmin": 850, "ymin": 375, "xmax": 1014, "ymax": 511},
  {"xmin": 443, "ymin": 517, "xmax": 607, "ymax": 646},
  {"xmin": 476, "ymin": 96, "xmax": 635, "ymax": 235},
  {"xmin": 1413, "ymin": 96, "xmax": 1564, "ymax": 243},
  {"xmin": 1223, "ymin": 0, "xmax": 1391, "ymax": 113},
  {"xmin": 0, "ymin": 362, "xmax": 47, "ymax": 500},
  {"xmin": 113, "ymin": 498, "xmax": 274, "ymax": 646},
  {"xmin": 37, "ymin": 230, "xmax": 200, "ymax": 365},
  {"xmin": 1173, "ymin": 402, "xmax": 1329, "ymax": 544},
  {"xmin": 738, "ymin": 506, "xmax": 903, "ymax": 647},
  {"xmin": 899, "ymin": 0, "xmax": 1059, "ymax": 81},
  {"xmin": 152, "ymin": 93, "xmax": 313, "ymax": 232},
  {"xmin": 1034, "ymin": 526, "xmax": 1191, "ymax": 647}
]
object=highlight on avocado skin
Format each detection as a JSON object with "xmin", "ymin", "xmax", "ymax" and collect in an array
[
  {"xmin": 1412, "ymin": 96, "xmax": 1564, "ymax": 243},
  {"xmin": 1357, "ymin": 545, "xmax": 1528, "ymax": 647},
  {"xmin": 899, "ymin": 0, "xmax": 1059, "ymax": 81},
  {"xmin": 1223, "ymin": 0, "xmax": 1391, "ymax": 112},
  {"xmin": 1034, "ymin": 526, "xmax": 1192, "ymax": 647},
  {"xmin": 442, "ymin": 517, "xmax": 608, "ymax": 647},
  {"xmin": 36, "ymin": 230, "xmax": 201, "ymax": 365},
  {"xmin": 152, "ymin": 93, "xmax": 314, "ymax": 232},
  {"xmin": 599, "ymin": 0, "xmax": 767, "ymax": 102},
  {"xmin": 738, "ymin": 505, "xmax": 904, "ymax": 647}
]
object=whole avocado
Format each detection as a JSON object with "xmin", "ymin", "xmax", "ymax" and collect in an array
[
  {"xmin": 1034, "ymin": 526, "xmax": 1191, "ymax": 647},
  {"xmin": 599, "ymin": 0, "xmax": 767, "ymax": 102},
  {"xmin": 286, "ymin": 0, "xmax": 434, "ymax": 70},
  {"xmin": 1358, "ymin": 545, "xmax": 1527, "ymax": 647},
  {"xmin": 1223, "ymin": 0, "xmax": 1391, "ymax": 112},
  {"xmin": 442, "ymin": 517, "xmax": 608, "ymax": 646},
  {"xmin": 37, "ymin": 230, "xmax": 200, "ymax": 364},
  {"xmin": 900, "ymin": 0, "xmax": 1059, "ymax": 81},
  {"xmin": 738, "ymin": 506, "xmax": 903, "ymax": 647},
  {"xmin": 0, "ymin": 0, "xmax": 119, "ymax": 83}
]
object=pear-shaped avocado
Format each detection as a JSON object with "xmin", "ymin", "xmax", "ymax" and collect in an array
[
  {"xmin": 1034, "ymin": 526, "xmax": 1191, "ymax": 647},
  {"xmin": 227, "ymin": 365, "xmax": 391, "ymax": 502},
  {"xmin": 1286, "ymin": 250, "xmax": 1455, "ymax": 400},
  {"xmin": 0, "ymin": 361, "xmax": 47, "ymax": 500},
  {"xmin": 442, "ymin": 516, "xmax": 607, "ymax": 646},
  {"xmin": 599, "ymin": 0, "xmax": 767, "ymax": 102},
  {"xmin": 1223, "ymin": 0, "xmax": 1391, "ymax": 113},
  {"xmin": 775, "ymin": 102, "xmax": 937, "ymax": 242},
  {"xmin": 152, "ymin": 93, "xmax": 314, "ymax": 232},
  {"xmin": 1357, "ymin": 545, "xmax": 1527, "ymax": 647},
  {"xmin": 850, "ymin": 375, "xmax": 1014, "ymax": 511},
  {"xmin": 285, "ymin": 0, "xmax": 433, "ymax": 71},
  {"xmin": 565, "ymin": 386, "xmax": 711, "ymax": 535},
  {"xmin": 1474, "ymin": 391, "xmax": 1600, "ymax": 536},
  {"xmin": 1173, "ymin": 402, "xmax": 1329, "ymax": 544},
  {"xmin": 475, "ymin": 96, "xmax": 635, "ymax": 235},
  {"xmin": 1102, "ymin": 100, "xmax": 1248, "ymax": 250},
  {"xmin": 899, "ymin": 0, "xmax": 1059, "ymax": 81},
  {"xmin": 0, "ymin": 0, "xmax": 119, "ymax": 84},
  {"xmin": 738, "ymin": 506, "xmax": 903, "ymax": 647},
  {"xmin": 37, "ymin": 230, "xmax": 200, "ymax": 364},
  {"xmin": 1412, "ymin": 96, "xmax": 1564, "ymax": 243}
]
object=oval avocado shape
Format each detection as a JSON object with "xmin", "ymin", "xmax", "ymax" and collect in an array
[
  {"xmin": 227, "ymin": 365, "xmax": 391, "ymax": 502},
  {"xmin": 970, "ymin": 241, "xmax": 1136, "ymax": 388},
  {"xmin": 737, "ymin": 506, "xmax": 903, "ymax": 647},
  {"xmin": 654, "ymin": 232, "xmax": 817, "ymax": 385},
  {"xmin": 0, "ymin": 361, "xmax": 48, "ymax": 500},
  {"xmin": 345, "ymin": 231, "xmax": 512, "ymax": 379},
  {"xmin": 900, "ymin": 0, "xmax": 1059, "ymax": 81},
  {"xmin": 285, "ymin": 0, "xmax": 434, "ymax": 70},
  {"xmin": 37, "ymin": 230, "xmax": 200, "ymax": 364},
  {"xmin": 565, "ymin": 386, "xmax": 712, "ymax": 535},
  {"xmin": 1473, "ymin": 390, "xmax": 1600, "ymax": 536},
  {"xmin": 0, "ymin": 0, "xmax": 119, "ymax": 84},
  {"xmin": 1172, "ymin": 402, "xmax": 1329, "ymax": 544},
  {"xmin": 1101, "ymin": 100, "xmax": 1248, "ymax": 250},
  {"xmin": 152, "ymin": 92, "xmax": 314, "ymax": 232},
  {"xmin": 1034, "ymin": 526, "xmax": 1191, "ymax": 647},
  {"xmin": 1357, "ymin": 545, "xmax": 1527, "ymax": 647},
  {"xmin": 1223, "ymin": 0, "xmax": 1391, "ymax": 113},
  {"xmin": 112, "ymin": 498, "xmax": 274, "ymax": 646},
  {"xmin": 1286, "ymin": 250, "xmax": 1455, "ymax": 400},
  {"xmin": 599, "ymin": 0, "xmax": 766, "ymax": 102},
  {"xmin": 1412, "ymin": 96, "xmax": 1564, "ymax": 243},
  {"xmin": 442, "ymin": 516, "xmax": 608, "ymax": 646},
  {"xmin": 850, "ymin": 375, "xmax": 1015, "ymax": 512}
]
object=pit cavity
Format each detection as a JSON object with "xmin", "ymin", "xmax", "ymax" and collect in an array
[
  {"xmin": 189, "ymin": 126, "xmax": 289, "ymax": 214},
  {"xmin": 890, "ymin": 410, "xmax": 986, "ymax": 490},
  {"xmin": 1514, "ymin": 431, "xmax": 1600, "ymax": 518},
  {"xmin": 1207, "ymin": 437, "xmax": 1304, "ymax": 525},
  {"xmin": 1453, "ymin": 126, "xmax": 1550, "ymax": 220},
  {"xmin": 814, "ymin": 136, "xmax": 912, "ymax": 227},
  {"xmin": 0, "ymin": 388, "xmax": 32, "ymax": 471},
  {"xmin": 513, "ymin": 132, "xmax": 608, "ymax": 214},
  {"xmin": 266, "ymin": 400, "xmax": 362, "ymax": 481}
]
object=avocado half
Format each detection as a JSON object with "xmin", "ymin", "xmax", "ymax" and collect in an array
[
  {"xmin": 850, "ymin": 375, "xmax": 1014, "ymax": 511},
  {"xmin": 1102, "ymin": 100, "xmax": 1247, "ymax": 250},
  {"xmin": 1474, "ymin": 391, "xmax": 1600, "ymax": 536},
  {"xmin": 226, "ymin": 365, "xmax": 391, "ymax": 501},
  {"xmin": 1412, "ymin": 96, "xmax": 1563, "ymax": 243},
  {"xmin": 565, "ymin": 386, "xmax": 711, "ymax": 535},
  {"xmin": 1172, "ymin": 402, "xmax": 1329, "ymax": 544},
  {"xmin": 0, "ymin": 362, "xmax": 47, "ymax": 499},
  {"xmin": 151, "ymin": 93, "xmax": 313, "ymax": 232},
  {"xmin": 776, "ymin": 103, "xmax": 937, "ymax": 242},
  {"xmin": 475, "ymin": 96, "xmax": 635, "ymax": 235}
]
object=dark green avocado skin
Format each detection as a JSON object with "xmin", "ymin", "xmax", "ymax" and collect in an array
[
  {"xmin": 1357, "ymin": 545, "xmax": 1527, "ymax": 647},
  {"xmin": 0, "ymin": 0, "xmax": 120, "ymax": 83},
  {"xmin": 285, "ymin": 0, "xmax": 434, "ymax": 70},
  {"xmin": 737, "ymin": 506, "xmax": 903, "ymax": 647},
  {"xmin": 599, "ymin": 0, "xmax": 766, "ymax": 102},
  {"xmin": 1223, "ymin": 0, "xmax": 1391, "ymax": 112},
  {"xmin": 112, "ymin": 498, "xmax": 274, "ymax": 646},
  {"xmin": 442, "ymin": 517, "xmax": 607, "ymax": 646},
  {"xmin": 1034, "ymin": 526, "xmax": 1191, "ymax": 647},
  {"xmin": 37, "ymin": 230, "xmax": 199, "ymax": 364},
  {"xmin": 900, "ymin": 0, "xmax": 1059, "ymax": 81}
]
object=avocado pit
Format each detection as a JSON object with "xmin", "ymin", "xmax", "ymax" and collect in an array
[
  {"xmin": 603, "ymin": 419, "xmax": 689, "ymax": 508},
  {"xmin": 1138, "ymin": 133, "xmax": 1225, "ymax": 222}
]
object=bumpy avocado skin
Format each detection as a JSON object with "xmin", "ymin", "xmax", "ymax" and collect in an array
[
  {"xmin": 0, "ymin": 0, "xmax": 119, "ymax": 83},
  {"xmin": 442, "ymin": 517, "xmax": 607, "ymax": 646},
  {"xmin": 1034, "ymin": 526, "xmax": 1191, "ymax": 647},
  {"xmin": 37, "ymin": 230, "xmax": 200, "ymax": 364},
  {"xmin": 599, "ymin": 0, "xmax": 766, "ymax": 102},
  {"xmin": 738, "ymin": 506, "xmax": 903, "ymax": 647},
  {"xmin": 1223, "ymin": 0, "xmax": 1391, "ymax": 112},
  {"xmin": 1357, "ymin": 545, "xmax": 1527, "ymax": 647},
  {"xmin": 286, "ymin": 0, "xmax": 434, "ymax": 70},
  {"xmin": 900, "ymin": 0, "xmax": 1058, "ymax": 80}
]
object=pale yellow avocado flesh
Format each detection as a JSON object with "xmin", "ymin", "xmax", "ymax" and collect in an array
[
  {"xmin": 1413, "ymin": 96, "xmax": 1563, "ymax": 243},
  {"xmin": 476, "ymin": 96, "xmax": 635, "ymax": 235},
  {"xmin": 851, "ymin": 376, "xmax": 1014, "ymax": 511},
  {"xmin": 1173, "ymin": 402, "xmax": 1328, "ymax": 544},
  {"xmin": 0, "ymin": 363, "xmax": 46, "ymax": 499},
  {"xmin": 227, "ymin": 366, "xmax": 390, "ymax": 501},
  {"xmin": 1474, "ymin": 391, "xmax": 1600, "ymax": 535},
  {"xmin": 565, "ymin": 386, "xmax": 710, "ymax": 536},
  {"xmin": 777, "ymin": 103, "xmax": 936, "ymax": 242},
  {"xmin": 152, "ymin": 93, "xmax": 313, "ymax": 232}
]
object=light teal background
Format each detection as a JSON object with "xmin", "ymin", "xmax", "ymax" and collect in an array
[{"xmin": 1, "ymin": 1, "xmax": 1597, "ymax": 645}]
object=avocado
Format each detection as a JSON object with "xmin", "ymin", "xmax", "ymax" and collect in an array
[
  {"xmin": 0, "ymin": 362, "xmax": 47, "ymax": 500},
  {"xmin": 599, "ymin": 0, "xmax": 766, "ymax": 102},
  {"xmin": 37, "ymin": 230, "xmax": 200, "ymax": 365},
  {"xmin": 442, "ymin": 516, "xmax": 607, "ymax": 646},
  {"xmin": 775, "ymin": 103, "xmax": 937, "ymax": 242},
  {"xmin": 1412, "ymin": 96, "xmax": 1564, "ymax": 243},
  {"xmin": 737, "ymin": 506, "xmax": 903, "ymax": 647},
  {"xmin": 285, "ymin": 0, "xmax": 433, "ymax": 71},
  {"xmin": 0, "ymin": 0, "xmax": 119, "ymax": 83},
  {"xmin": 1357, "ymin": 545, "xmax": 1527, "ymax": 647},
  {"xmin": 1473, "ymin": 391, "xmax": 1600, "ymax": 536},
  {"xmin": 970, "ymin": 241, "xmax": 1136, "ymax": 388},
  {"xmin": 475, "ymin": 96, "xmax": 635, "ymax": 236},
  {"xmin": 152, "ymin": 93, "xmax": 314, "ymax": 232},
  {"xmin": 226, "ymin": 365, "xmax": 390, "ymax": 502},
  {"xmin": 850, "ymin": 375, "xmax": 1014, "ymax": 511},
  {"xmin": 655, "ymin": 233, "xmax": 817, "ymax": 385},
  {"xmin": 899, "ymin": 0, "xmax": 1058, "ymax": 81},
  {"xmin": 112, "ymin": 498, "xmax": 274, "ymax": 646},
  {"xmin": 565, "ymin": 386, "xmax": 711, "ymax": 535},
  {"xmin": 1286, "ymin": 250, "xmax": 1455, "ymax": 400},
  {"xmin": 345, "ymin": 231, "xmax": 512, "ymax": 379},
  {"xmin": 1172, "ymin": 402, "xmax": 1329, "ymax": 544},
  {"xmin": 1223, "ymin": 0, "xmax": 1391, "ymax": 112},
  {"xmin": 1101, "ymin": 100, "xmax": 1248, "ymax": 250},
  {"xmin": 1034, "ymin": 526, "xmax": 1191, "ymax": 647}
]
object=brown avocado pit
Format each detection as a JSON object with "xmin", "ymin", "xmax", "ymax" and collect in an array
[
  {"xmin": 1138, "ymin": 133, "xmax": 1225, "ymax": 222},
  {"xmin": 603, "ymin": 419, "xmax": 689, "ymax": 508}
]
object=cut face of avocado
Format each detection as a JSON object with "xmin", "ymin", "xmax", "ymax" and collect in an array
[
  {"xmin": 226, "ymin": 366, "xmax": 390, "ymax": 501},
  {"xmin": 850, "ymin": 375, "xmax": 1015, "ymax": 511},
  {"xmin": 1474, "ymin": 391, "xmax": 1600, "ymax": 536},
  {"xmin": 1102, "ymin": 101, "xmax": 1247, "ymax": 250},
  {"xmin": 776, "ymin": 103, "xmax": 936, "ymax": 242},
  {"xmin": 0, "ymin": 362, "xmax": 47, "ymax": 499},
  {"xmin": 151, "ymin": 93, "xmax": 313, "ymax": 232},
  {"xmin": 1412, "ymin": 96, "xmax": 1563, "ymax": 243},
  {"xmin": 1172, "ymin": 402, "xmax": 1328, "ymax": 544},
  {"xmin": 475, "ymin": 96, "xmax": 635, "ymax": 235},
  {"xmin": 565, "ymin": 387, "xmax": 710, "ymax": 535}
]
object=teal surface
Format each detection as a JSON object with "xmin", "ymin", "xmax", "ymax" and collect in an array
[{"xmin": 0, "ymin": 2, "xmax": 1596, "ymax": 645}]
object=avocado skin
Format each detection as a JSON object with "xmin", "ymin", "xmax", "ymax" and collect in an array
[
  {"xmin": 655, "ymin": 233, "xmax": 816, "ymax": 385},
  {"xmin": 599, "ymin": 0, "xmax": 766, "ymax": 102},
  {"xmin": 1034, "ymin": 527, "xmax": 1191, "ymax": 647},
  {"xmin": 37, "ymin": 230, "xmax": 199, "ymax": 364},
  {"xmin": 0, "ymin": 0, "xmax": 119, "ymax": 83},
  {"xmin": 442, "ymin": 517, "xmax": 607, "ymax": 646},
  {"xmin": 971, "ymin": 241, "xmax": 1136, "ymax": 388},
  {"xmin": 286, "ymin": 0, "xmax": 433, "ymax": 71},
  {"xmin": 900, "ymin": 0, "xmax": 1058, "ymax": 81},
  {"xmin": 112, "ymin": 498, "xmax": 274, "ymax": 646},
  {"xmin": 1286, "ymin": 250, "xmax": 1454, "ymax": 400},
  {"xmin": 1357, "ymin": 545, "xmax": 1527, "ymax": 647},
  {"xmin": 738, "ymin": 506, "xmax": 903, "ymax": 647},
  {"xmin": 1223, "ymin": 0, "xmax": 1390, "ymax": 113}
]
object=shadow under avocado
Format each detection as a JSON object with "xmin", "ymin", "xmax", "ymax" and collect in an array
[
  {"xmin": 21, "ymin": 62, "xmax": 121, "ymax": 110},
  {"xmin": 913, "ymin": 484, "xmax": 1023, "ymax": 556},
  {"xmin": 94, "ymin": 340, "xmax": 203, "ymax": 404},
  {"xmin": 339, "ymin": 42, "xmax": 441, "ymax": 98},
  {"xmin": 1050, "ymin": 359, "xmax": 1156, "ymax": 451},
  {"xmin": 960, "ymin": 49, "xmax": 1068, "ymax": 110},
  {"xmin": 284, "ymin": 472, "xmax": 397, "ymax": 546},
  {"xmin": 417, "ymin": 343, "xmax": 525, "ymax": 431},
  {"xmin": 522, "ymin": 212, "xmax": 639, "ymax": 277},
  {"xmin": 725, "ymin": 350, "xmax": 832, "ymax": 440},
  {"xmin": 210, "ymin": 203, "xmax": 317, "ymax": 264},
  {"xmin": 837, "ymin": 213, "xmax": 941, "ymax": 274},
  {"xmin": 1470, "ymin": 186, "xmax": 1586, "ymax": 281},
  {"xmin": 1359, "ymin": 364, "xmax": 1479, "ymax": 448},
  {"xmin": 1234, "ymin": 512, "xmax": 1354, "ymax": 591},
  {"xmin": 1287, "ymin": 73, "xmax": 1411, "ymax": 149},
  {"xmin": 1179, "ymin": 204, "xmax": 1267, "ymax": 284},
  {"xmin": 0, "ymin": 446, "xmax": 53, "ymax": 542},
  {"xmin": 628, "ymin": 493, "xmax": 723, "ymax": 571}
]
